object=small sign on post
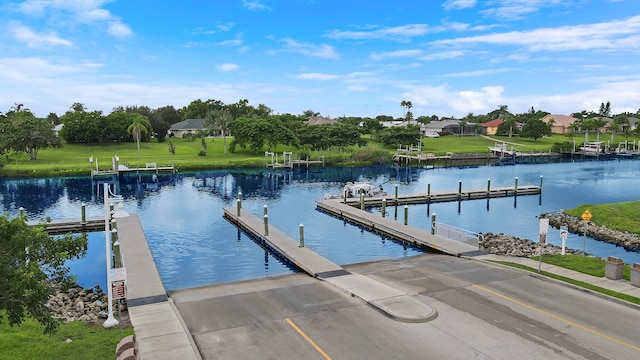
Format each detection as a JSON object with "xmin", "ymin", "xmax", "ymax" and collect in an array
[
  {"xmin": 538, "ymin": 218, "xmax": 549, "ymax": 273},
  {"xmin": 112, "ymin": 280, "xmax": 126, "ymax": 300},
  {"xmin": 581, "ymin": 209, "xmax": 591, "ymax": 256}
]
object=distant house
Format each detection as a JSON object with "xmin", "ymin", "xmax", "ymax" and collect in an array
[
  {"xmin": 168, "ymin": 119, "xmax": 211, "ymax": 138},
  {"xmin": 53, "ymin": 123, "xmax": 64, "ymax": 136},
  {"xmin": 480, "ymin": 118, "xmax": 504, "ymax": 136},
  {"xmin": 540, "ymin": 114, "xmax": 577, "ymax": 134},
  {"xmin": 422, "ymin": 119, "xmax": 477, "ymax": 136},
  {"xmin": 306, "ymin": 116, "xmax": 336, "ymax": 125}
]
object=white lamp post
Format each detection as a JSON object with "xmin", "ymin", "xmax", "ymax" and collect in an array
[{"xmin": 103, "ymin": 183, "xmax": 128, "ymax": 328}]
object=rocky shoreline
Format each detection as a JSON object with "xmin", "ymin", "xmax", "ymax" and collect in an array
[
  {"xmin": 46, "ymin": 284, "xmax": 128, "ymax": 324},
  {"xmin": 481, "ymin": 211, "xmax": 640, "ymax": 257},
  {"xmin": 541, "ymin": 211, "xmax": 640, "ymax": 250}
]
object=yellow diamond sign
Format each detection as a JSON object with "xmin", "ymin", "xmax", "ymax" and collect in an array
[{"xmin": 581, "ymin": 209, "xmax": 592, "ymax": 222}]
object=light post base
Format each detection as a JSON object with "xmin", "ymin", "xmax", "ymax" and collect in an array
[{"xmin": 103, "ymin": 315, "xmax": 119, "ymax": 328}]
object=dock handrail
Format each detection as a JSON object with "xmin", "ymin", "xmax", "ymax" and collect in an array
[{"xmin": 433, "ymin": 221, "xmax": 483, "ymax": 248}]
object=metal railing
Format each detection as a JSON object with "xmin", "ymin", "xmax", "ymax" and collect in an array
[{"xmin": 433, "ymin": 222, "xmax": 483, "ymax": 248}]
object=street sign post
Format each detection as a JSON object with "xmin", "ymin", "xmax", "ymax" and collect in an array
[
  {"xmin": 538, "ymin": 218, "xmax": 549, "ymax": 273},
  {"xmin": 581, "ymin": 210, "xmax": 591, "ymax": 256}
]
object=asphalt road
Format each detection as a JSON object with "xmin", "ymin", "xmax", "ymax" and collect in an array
[{"xmin": 170, "ymin": 254, "xmax": 640, "ymax": 359}]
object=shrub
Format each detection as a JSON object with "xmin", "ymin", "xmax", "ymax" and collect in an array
[{"xmin": 197, "ymin": 150, "xmax": 207, "ymax": 156}]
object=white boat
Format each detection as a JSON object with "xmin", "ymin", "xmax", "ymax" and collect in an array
[
  {"xmin": 324, "ymin": 182, "xmax": 387, "ymax": 200},
  {"xmin": 488, "ymin": 142, "xmax": 516, "ymax": 156}
]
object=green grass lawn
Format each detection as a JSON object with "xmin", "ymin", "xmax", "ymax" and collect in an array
[
  {"xmin": 534, "ymin": 254, "xmax": 631, "ymax": 280},
  {"xmin": 0, "ymin": 316, "xmax": 134, "ymax": 360},
  {"xmin": 564, "ymin": 201, "xmax": 640, "ymax": 234}
]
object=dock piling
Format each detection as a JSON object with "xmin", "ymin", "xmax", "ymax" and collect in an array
[
  {"xmin": 263, "ymin": 204, "xmax": 268, "ymax": 216},
  {"xmin": 395, "ymin": 184, "xmax": 398, "ymax": 201},
  {"xmin": 264, "ymin": 214, "xmax": 269, "ymax": 236},
  {"xmin": 404, "ymin": 205, "xmax": 409, "ymax": 225},
  {"xmin": 360, "ymin": 193, "xmax": 365, "ymax": 210},
  {"xmin": 487, "ymin": 179, "xmax": 491, "ymax": 195},
  {"xmin": 236, "ymin": 199, "xmax": 241, "ymax": 217},
  {"xmin": 427, "ymin": 183, "xmax": 431, "ymax": 201},
  {"xmin": 515, "ymin": 177, "xmax": 519, "ymax": 195},
  {"xmin": 431, "ymin": 212, "xmax": 436, "ymax": 235},
  {"xmin": 381, "ymin": 199, "xmax": 387, "ymax": 217},
  {"xmin": 299, "ymin": 223, "xmax": 304, "ymax": 248},
  {"xmin": 81, "ymin": 203, "xmax": 86, "ymax": 225},
  {"xmin": 458, "ymin": 181, "xmax": 462, "ymax": 200},
  {"xmin": 539, "ymin": 175, "xmax": 543, "ymax": 189}
]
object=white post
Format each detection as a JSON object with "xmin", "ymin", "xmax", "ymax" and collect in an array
[{"xmin": 103, "ymin": 183, "xmax": 118, "ymax": 328}]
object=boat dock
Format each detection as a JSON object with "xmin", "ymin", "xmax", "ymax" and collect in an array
[
  {"xmin": 316, "ymin": 200, "xmax": 479, "ymax": 256},
  {"xmin": 337, "ymin": 184, "xmax": 541, "ymax": 207},
  {"xmin": 222, "ymin": 207, "xmax": 438, "ymax": 322},
  {"xmin": 90, "ymin": 156, "xmax": 175, "ymax": 178},
  {"xmin": 265, "ymin": 151, "xmax": 325, "ymax": 168},
  {"xmin": 28, "ymin": 217, "xmax": 105, "ymax": 235}
]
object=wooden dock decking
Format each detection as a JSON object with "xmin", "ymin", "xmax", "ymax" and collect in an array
[
  {"xmin": 338, "ymin": 185, "xmax": 541, "ymax": 207},
  {"xmin": 316, "ymin": 200, "xmax": 478, "ymax": 256}
]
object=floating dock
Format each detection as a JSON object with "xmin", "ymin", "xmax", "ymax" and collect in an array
[
  {"xmin": 316, "ymin": 200, "xmax": 479, "ymax": 256},
  {"xmin": 336, "ymin": 184, "xmax": 541, "ymax": 207},
  {"xmin": 90, "ymin": 156, "xmax": 175, "ymax": 178}
]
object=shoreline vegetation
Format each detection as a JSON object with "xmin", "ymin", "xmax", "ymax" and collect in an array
[{"xmin": 0, "ymin": 133, "xmax": 607, "ymax": 178}]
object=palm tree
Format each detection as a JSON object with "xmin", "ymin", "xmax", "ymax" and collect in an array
[
  {"xmin": 580, "ymin": 118, "xmax": 596, "ymax": 143},
  {"xmin": 606, "ymin": 122, "xmax": 620, "ymax": 143},
  {"xmin": 127, "ymin": 114, "xmax": 150, "ymax": 155},
  {"xmin": 593, "ymin": 117, "xmax": 607, "ymax": 141},
  {"xmin": 400, "ymin": 100, "xmax": 412, "ymax": 124},
  {"xmin": 205, "ymin": 108, "xmax": 233, "ymax": 154}
]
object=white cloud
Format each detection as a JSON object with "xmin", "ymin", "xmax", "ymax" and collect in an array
[
  {"xmin": 295, "ymin": 73, "xmax": 339, "ymax": 81},
  {"xmin": 16, "ymin": 0, "xmax": 133, "ymax": 38},
  {"xmin": 217, "ymin": 22, "xmax": 234, "ymax": 31},
  {"xmin": 441, "ymin": 68, "xmax": 516, "ymax": 77},
  {"xmin": 481, "ymin": 0, "xmax": 564, "ymax": 20},
  {"xmin": 420, "ymin": 50, "xmax": 468, "ymax": 61},
  {"xmin": 400, "ymin": 84, "xmax": 506, "ymax": 115},
  {"xmin": 443, "ymin": 0, "xmax": 477, "ymax": 11},
  {"xmin": 432, "ymin": 15, "xmax": 640, "ymax": 52},
  {"xmin": 217, "ymin": 33, "xmax": 244, "ymax": 47},
  {"xmin": 9, "ymin": 22, "xmax": 73, "ymax": 48},
  {"xmin": 271, "ymin": 38, "xmax": 338, "ymax": 59},
  {"xmin": 243, "ymin": 0, "xmax": 271, "ymax": 11},
  {"xmin": 370, "ymin": 49, "xmax": 424, "ymax": 61},
  {"xmin": 217, "ymin": 63, "xmax": 239, "ymax": 72},
  {"xmin": 327, "ymin": 24, "xmax": 431, "ymax": 41},
  {"xmin": 108, "ymin": 21, "xmax": 132, "ymax": 38}
]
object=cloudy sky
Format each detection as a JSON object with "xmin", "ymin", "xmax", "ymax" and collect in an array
[{"xmin": 1, "ymin": 0, "xmax": 639, "ymax": 118}]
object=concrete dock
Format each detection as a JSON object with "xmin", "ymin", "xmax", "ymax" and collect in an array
[
  {"xmin": 338, "ymin": 184, "xmax": 541, "ymax": 207},
  {"xmin": 223, "ymin": 207, "xmax": 438, "ymax": 323},
  {"xmin": 316, "ymin": 199, "xmax": 479, "ymax": 256},
  {"xmin": 116, "ymin": 214, "xmax": 199, "ymax": 360}
]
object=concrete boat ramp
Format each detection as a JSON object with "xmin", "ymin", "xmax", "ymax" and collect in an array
[{"xmin": 223, "ymin": 207, "xmax": 438, "ymax": 323}]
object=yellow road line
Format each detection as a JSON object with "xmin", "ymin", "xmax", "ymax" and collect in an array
[
  {"xmin": 285, "ymin": 317, "xmax": 332, "ymax": 360},
  {"xmin": 473, "ymin": 284, "xmax": 640, "ymax": 352}
]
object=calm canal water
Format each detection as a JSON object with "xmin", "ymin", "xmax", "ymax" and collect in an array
[{"xmin": 2, "ymin": 158, "xmax": 639, "ymax": 291}]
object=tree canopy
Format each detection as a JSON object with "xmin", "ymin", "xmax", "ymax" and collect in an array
[
  {"xmin": 0, "ymin": 215, "xmax": 87, "ymax": 334},
  {"xmin": 0, "ymin": 107, "xmax": 61, "ymax": 160}
]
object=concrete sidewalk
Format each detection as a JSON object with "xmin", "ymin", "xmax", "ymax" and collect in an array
[{"xmin": 470, "ymin": 253, "xmax": 640, "ymax": 302}]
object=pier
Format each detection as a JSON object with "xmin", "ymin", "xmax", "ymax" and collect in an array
[
  {"xmin": 316, "ymin": 200, "xmax": 479, "ymax": 256},
  {"xmin": 28, "ymin": 217, "xmax": 105, "ymax": 235},
  {"xmin": 90, "ymin": 156, "xmax": 175, "ymax": 178},
  {"xmin": 222, "ymin": 207, "xmax": 437, "ymax": 322},
  {"xmin": 337, "ymin": 184, "xmax": 541, "ymax": 207},
  {"xmin": 265, "ymin": 151, "xmax": 325, "ymax": 168}
]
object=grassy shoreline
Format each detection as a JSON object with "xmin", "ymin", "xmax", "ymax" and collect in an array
[{"xmin": 0, "ymin": 134, "xmax": 575, "ymax": 177}]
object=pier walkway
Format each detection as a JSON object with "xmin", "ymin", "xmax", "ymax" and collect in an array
[
  {"xmin": 339, "ymin": 184, "xmax": 541, "ymax": 207},
  {"xmin": 223, "ymin": 207, "xmax": 438, "ymax": 323},
  {"xmin": 317, "ymin": 199, "xmax": 479, "ymax": 256},
  {"xmin": 116, "ymin": 214, "xmax": 199, "ymax": 360}
]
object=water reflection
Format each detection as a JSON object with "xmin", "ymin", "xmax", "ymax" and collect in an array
[{"xmin": 1, "ymin": 159, "xmax": 640, "ymax": 291}]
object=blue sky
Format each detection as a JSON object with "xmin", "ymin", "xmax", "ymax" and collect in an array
[{"xmin": 1, "ymin": 0, "xmax": 640, "ymax": 119}]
